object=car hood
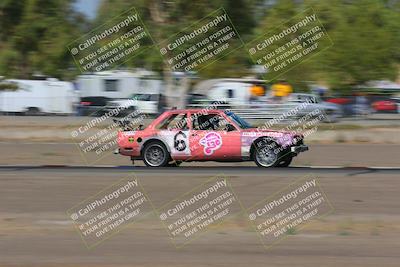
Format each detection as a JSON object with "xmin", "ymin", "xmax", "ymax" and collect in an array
[
  {"xmin": 240, "ymin": 128, "xmax": 303, "ymax": 147},
  {"xmin": 241, "ymin": 128, "xmax": 302, "ymax": 138}
]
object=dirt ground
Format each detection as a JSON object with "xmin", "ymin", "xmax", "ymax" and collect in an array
[
  {"xmin": 0, "ymin": 168, "xmax": 399, "ymax": 267},
  {"xmin": 1, "ymin": 115, "xmax": 399, "ymax": 266},
  {"xmin": 1, "ymin": 115, "xmax": 400, "ymax": 144}
]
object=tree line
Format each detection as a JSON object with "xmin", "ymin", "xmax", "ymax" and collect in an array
[{"xmin": 0, "ymin": 0, "xmax": 399, "ymax": 91}]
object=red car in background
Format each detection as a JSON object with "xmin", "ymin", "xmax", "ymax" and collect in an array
[
  {"xmin": 115, "ymin": 109, "xmax": 308, "ymax": 168},
  {"xmin": 372, "ymin": 98, "xmax": 400, "ymax": 113},
  {"xmin": 325, "ymin": 97, "xmax": 351, "ymax": 105}
]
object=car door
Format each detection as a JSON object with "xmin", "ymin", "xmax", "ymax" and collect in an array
[
  {"xmin": 155, "ymin": 111, "xmax": 191, "ymax": 160},
  {"xmin": 188, "ymin": 111, "xmax": 241, "ymax": 160}
]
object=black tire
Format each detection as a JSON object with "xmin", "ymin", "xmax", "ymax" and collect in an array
[
  {"xmin": 142, "ymin": 141, "xmax": 170, "ymax": 167},
  {"xmin": 25, "ymin": 107, "xmax": 41, "ymax": 116},
  {"xmin": 276, "ymin": 156, "xmax": 293, "ymax": 167},
  {"xmin": 252, "ymin": 139, "xmax": 283, "ymax": 168}
]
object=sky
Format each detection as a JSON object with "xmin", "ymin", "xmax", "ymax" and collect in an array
[{"xmin": 74, "ymin": 0, "xmax": 101, "ymax": 20}]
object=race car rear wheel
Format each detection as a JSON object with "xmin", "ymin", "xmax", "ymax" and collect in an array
[
  {"xmin": 143, "ymin": 141, "xmax": 169, "ymax": 167},
  {"xmin": 253, "ymin": 140, "xmax": 282, "ymax": 168}
]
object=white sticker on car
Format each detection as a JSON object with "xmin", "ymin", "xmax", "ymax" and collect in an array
[{"xmin": 199, "ymin": 132, "xmax": 222, "ymax": 155}]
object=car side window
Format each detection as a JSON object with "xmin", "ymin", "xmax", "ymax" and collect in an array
[
  {"xmin": 157, "ymin": 113, "xmax": 188, "ymax": 130},
  {"xmin": 150, "ymin": 94, "xmax": 158, "ymax": 101},
  {"xmin": 192, "ymin": 113, "xmax": 232, "ymax": 131}
]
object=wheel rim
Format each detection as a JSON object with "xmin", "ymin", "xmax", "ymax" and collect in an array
[
  {"xmin": 256, "ymin": 146, "xmax": 277, "ymax": 167},
  {"xmin": 145, "ymin": 145, "xmax": 165, "ymax": 166}
]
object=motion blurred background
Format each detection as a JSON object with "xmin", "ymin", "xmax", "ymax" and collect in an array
[
  {"xmin": 1, "ymin": 0, "xmax": 400, "ymax": 149},
  {"xmin": 0, "ymin": 0, "xmax": 400, "ymax": 117},
  {"xmin": 1, "ymin": 2, "xmax": 400, "ymax": 267}
]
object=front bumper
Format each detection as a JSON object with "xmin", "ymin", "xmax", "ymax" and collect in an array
[
  {"xmin": 115, "ymin": 147, "xmax": 141, "ymax": 157},
  {"xmin": 290, "ymin": 145, "xmax": 309, "ymax": 154}
]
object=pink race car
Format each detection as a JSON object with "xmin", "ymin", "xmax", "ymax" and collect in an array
[{"xmin": 115, "ymin": 109, "xmax": 308, "ymax": 167}]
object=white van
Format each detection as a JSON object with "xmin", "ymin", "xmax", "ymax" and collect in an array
[
  {"xmin": 0, "ymin": 78, "xmax": 77, "ymax": 115},
  {"xmin": 104, "ymin": 93, "xmax": 161, "ymax": 116},
  {"xmin": 192, "ymin": 78, "xmax": 268, "ymax": 106},
  {"xmin": 77, "ymin": 70, "xmax": 163, "ymax": 99}
]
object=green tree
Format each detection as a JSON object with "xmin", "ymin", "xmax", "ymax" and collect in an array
[
  {"xmin": 311, "ymin": 0, "xmax": 400, "ymax": 88},
  {"xmin": 0, "ymin": 0, "xmax": 86, "ymax": 79},
  {"xmin": 252, "ymin": 0, "xmax": 400, "ymax": 90},
  {"xmin": 95, "ymin": 0, "xmax": 255, "ymax": 73},
  {"xmin": 0, "ymin": 0, "xmax": 26, "ymax": 42},
  {"xmin": 95, "ymin": 0, "xmax": 255, "ymax": 107},
  {"xmin": 255, "ymin": 0, "xmax": 400, "ymax": 88},
  {"xmin": 250, "ymin": 0, "xmax": 318, "ymax": 88}
]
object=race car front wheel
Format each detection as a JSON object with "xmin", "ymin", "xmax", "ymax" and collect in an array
[
  {"xmin": 143, "ymin": 141, "xmax": 170, "ymax": 167},
  {"xmin": 253, "ymin": 142, "xmax": 282, "ymax": 168}
]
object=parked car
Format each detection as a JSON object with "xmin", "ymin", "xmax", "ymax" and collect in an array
[
  {"xmin": 77, "ymin": 96, "xmax": 111, "ymax": 116},
  {"xmin": 325, "ymin": 97, "xmax": 351, "ymax": 105},
  {"xmin": 115, "ymin": 109, "xmax": 308, "ymax": 168},
  {"xmin": 104, "ymin": 93, "xmax": 160, "ymax": 116},
  {"xmin": 286, "ymin": 93, "xmax": 343, "ymax": 122},
  {"xmin": 192, "ymin": 78, "xmax": 267, "ymax": 106},
  {"xmin": 372, "ymin": 98, "xmax": 400, "ymax": 113}
]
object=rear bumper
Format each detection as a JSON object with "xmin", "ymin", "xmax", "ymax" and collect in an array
[{"xmin": 290, "ymin": 145, "xmax": 309, "ymax": 154}]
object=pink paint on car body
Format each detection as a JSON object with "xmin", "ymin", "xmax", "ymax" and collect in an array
[{"xmin": 116, "ymin": 109, "xmax": 308, "ymax": 167}]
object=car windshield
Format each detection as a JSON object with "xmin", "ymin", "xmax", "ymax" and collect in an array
[
  {"xmin": 130, "ymin": 94, "xmax": 155, "ymax": 101},
  {"xmin": 225, "ymin": 111, "xmax": 252, "ymax": 129},
  {"xmin": 289, "ymin": 94, "xmax": 321, "ymax": 103}
]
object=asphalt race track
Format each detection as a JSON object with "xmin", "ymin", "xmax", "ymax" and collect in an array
[
  {"xmin": 1, "ymin": 164, "xmax": 400, "ymax": 175},
  {"xmin": 1, "ymin": 165, "xmax": 399, "ymax": 267}
]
